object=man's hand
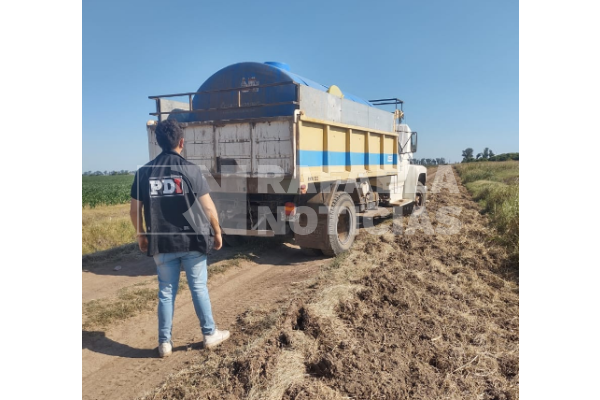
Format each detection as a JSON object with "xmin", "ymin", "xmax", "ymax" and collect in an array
[
  {"xmin": 199, "ymin": 193, "xmax": 223, "ymax": 251},
  {"xmin": 130, "ymin": 198, "xmax": 148, "ymax": 253},
  {"xmin": 137, "ymin": 234, "xmax": 148, "ymax": 253},
  {"xmin": 213, "ymin": 232, "xmax": 223, "ymax": 250}
]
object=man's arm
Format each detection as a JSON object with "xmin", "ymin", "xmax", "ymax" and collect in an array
[
  {"xmin": 198, "ymin": 193, "xmax": 222, "ymax": 250},
  {"xmin": 129, "ymin": 198, "xmax": 148, "ymax": 252}
]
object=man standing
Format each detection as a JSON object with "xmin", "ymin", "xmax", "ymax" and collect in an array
[{"xmin": 129, "ymin": 119, "xmax": 230, "ymax": 357}]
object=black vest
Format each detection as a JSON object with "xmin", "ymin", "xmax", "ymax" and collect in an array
[{"xmin": 131, "ymin": 150, "xmax": 214, "ymax": 256}]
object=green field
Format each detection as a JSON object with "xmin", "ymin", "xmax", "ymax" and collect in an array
[
  {"xmin": 454, "ymin": 161, "xmax": 519, "ymax": 262},
  {"xmin": 82, "ymin": 175, "xmax": 134, "ymax": 208}
]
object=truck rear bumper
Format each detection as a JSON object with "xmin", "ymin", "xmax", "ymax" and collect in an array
[{"xmin": 221, "ymin": 228, "xmax": 275, "ymax": 237}]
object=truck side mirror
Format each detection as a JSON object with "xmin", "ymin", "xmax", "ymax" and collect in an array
[{"xmin": 411, "ymin": 131, "xmax": 418, "ymax": 153}]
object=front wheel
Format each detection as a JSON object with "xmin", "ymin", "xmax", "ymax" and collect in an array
[
  {"xmin": 412, "ymin": 182, "xmax": 427, "ymax": 216},
  {"xmin": 322, "ymin": 192, "xmax": 357, "ymax": 256}
]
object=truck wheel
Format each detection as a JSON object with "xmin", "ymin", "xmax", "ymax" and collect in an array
[
  {"xmin": 322, "ymin": 192, "xmax": 357, "ymax": 256},
  {"xmin": 412, "ymin": 182, "xmax": 427, "ymax": 216}
]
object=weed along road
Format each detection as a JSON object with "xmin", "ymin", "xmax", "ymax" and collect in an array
[{"xmin": 82, "ymin": 167, "xmax": 518, "ymax": 399}]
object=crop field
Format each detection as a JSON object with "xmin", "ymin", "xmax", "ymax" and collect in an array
[
  {"xmin": 454, "ymin": 161, "xmax": 519, "ymax": 263},
  {"xmin": 82, "ymin": 175, "xmax": 136, "ymax": 255},
  {"xmin": 82, "ymin": 175, "xmax": 134, "ymax": 208}
]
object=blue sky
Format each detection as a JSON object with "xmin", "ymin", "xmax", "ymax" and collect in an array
[{"xmin": 83, "ymin": 0, "xmax": 518, "ymax": 172}]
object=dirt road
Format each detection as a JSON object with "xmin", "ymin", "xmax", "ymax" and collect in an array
[{"xmin": 82, "ymin": 244, "xmax": 327, "ymax": 400}]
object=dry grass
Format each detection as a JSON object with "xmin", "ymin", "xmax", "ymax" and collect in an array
[
  {"xmin": 83, "ymin": 280, "xmax": 158, "ymax": 329},
  {"xmin": 82, "ymin": 203, "xmax": 136, "ymax": 255},
  {"xmin": 454, "ymin": 161, "xmax": 519, "ymax": 262}
]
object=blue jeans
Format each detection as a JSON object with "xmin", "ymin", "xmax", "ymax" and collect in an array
[{"xmin": 153, "ymin": 251, "xmax": 216, "ymax": 344}]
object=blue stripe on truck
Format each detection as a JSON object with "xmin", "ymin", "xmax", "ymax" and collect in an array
[{"xmin": 299, "ymin": 150, "xmax": 397, "ymax": 167}]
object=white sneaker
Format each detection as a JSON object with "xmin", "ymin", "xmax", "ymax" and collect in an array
[
  {"xmin": 158, "ymin": 340, "xmax": 173, "ymax": 357},
  {"xmin": 204, "ymin": 329, "xmax": 230, "ymax": 349}
]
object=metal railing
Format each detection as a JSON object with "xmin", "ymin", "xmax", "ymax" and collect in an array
[{"xmin": 148, "ymin": 81, "xmax": 299, "ymax": 118}]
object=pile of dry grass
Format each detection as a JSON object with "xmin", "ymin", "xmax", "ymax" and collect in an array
[{"xmin": 140, "ymin": 168, "xmax": 518, "ymax": 400}]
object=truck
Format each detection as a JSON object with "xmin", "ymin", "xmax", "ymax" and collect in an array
[{"xmin": 146, "ymin": 61, "xmax": 427, "ymax": 256}]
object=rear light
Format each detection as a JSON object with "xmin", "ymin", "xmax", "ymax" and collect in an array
[{"xmin": 284, "ymin": 202, "xmax": 296, "ymax": 216}]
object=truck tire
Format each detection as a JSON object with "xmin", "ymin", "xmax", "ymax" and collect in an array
[
  {"xmin": 322, "ymin": 192, "xmax": 357, "ymax": 256},
  {"xmin": 412, "ymin": 182, "xmax": 427, "ymax": 216}
]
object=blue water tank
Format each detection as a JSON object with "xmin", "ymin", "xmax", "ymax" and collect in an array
[
  {"xmin": 189, "ymin": 62, "xmax": 373, "ymax": 122},
  {"xmin": 264, "ymin": 61, "xmax": 290, "ymax": 71}
]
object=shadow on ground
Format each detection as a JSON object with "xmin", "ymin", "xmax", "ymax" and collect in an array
[
  {"xmin": 82, "ymin": 330, "xmax": 204, "ymax": 358},
  {"xmin": 83, "ymin": 237, "xmax": 329, "ymax": 277}
]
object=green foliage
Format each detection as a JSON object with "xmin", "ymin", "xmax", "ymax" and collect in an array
[
  {"xmin": 82, "ymin": 175, "xmax": 135, "ymax": 207},
  {"xmin": 454, "ymin": 161, "xmax": 519, "ymax": 261},
  {"xmin": 463, "ymin": 148, "xmax": 518, "ymax": 163},
  {"xmin": 488, "ymin": 152, "xmax": 519, "ymax": 162},
  {"xmin": 461, "ymin": 148, "xmax": 475, "ymax": 162}
]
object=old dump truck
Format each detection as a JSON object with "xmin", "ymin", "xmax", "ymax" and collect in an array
[{"xmin": 146, "ymin": 61, "xmax": 426, "ymax": 255}]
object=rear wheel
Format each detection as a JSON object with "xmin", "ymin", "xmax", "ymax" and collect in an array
[{"xmin": 322, "ymin": 192, "xmax": 357, "ymax": 256}]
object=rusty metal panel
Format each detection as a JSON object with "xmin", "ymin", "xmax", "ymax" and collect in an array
[
  {"xmin": 176, "ymin": 117, "xmax": 295, "ymax": 180},
  {"xmin": 252, "ymin": 119, "xmax": 294, "ymax": 175},
  {"xmin": 216, "ymin": 123, "xmax": 252, "ymax": 173},
  {"xmin": 182, "ymin": 125, "xmax": 214, "ymax": 171}
]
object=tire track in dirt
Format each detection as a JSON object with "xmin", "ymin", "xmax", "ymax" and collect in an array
[{"xmin": 82, "ymin": 244, "xmax": 327, "ymax": 400}]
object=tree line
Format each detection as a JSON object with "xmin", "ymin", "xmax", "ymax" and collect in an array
[
  {"xmin": 410, "ymin": 158, "xmax": 448, "ymax": 166},
  {"xmin": 461, "ymin": 148, "xmax": 518, "ymax": 163},
  {"xmin": 83, "ymin": 170, "xmax": 134, "ymax": 176}
]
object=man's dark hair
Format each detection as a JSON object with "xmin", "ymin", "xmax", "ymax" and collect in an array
[{"xmin": 155, "ymin": 120, "xmax": 184, "ymax": 150}]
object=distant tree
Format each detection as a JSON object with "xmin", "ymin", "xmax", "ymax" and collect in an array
[
  {"xmin": 93, "ymin": 170, "xmax": 103, "ymax": 176},
  {"xmin": 483, "ymin": 147, "xmax": 490, "ymax": 159},
  {"xmin": 440, "ymin": 158, "xmax": 446, "ymax": 165},
  {"xmin": 489, "ymin": 150, "xmax": 495, "ymax": 158},
  {"xmin": 421, "ymin": 158, "xmax": 427, "ymax": 165},
  {"xmin": 462, "ymin": 148, "xmax": 474, "ymax": 163}
]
